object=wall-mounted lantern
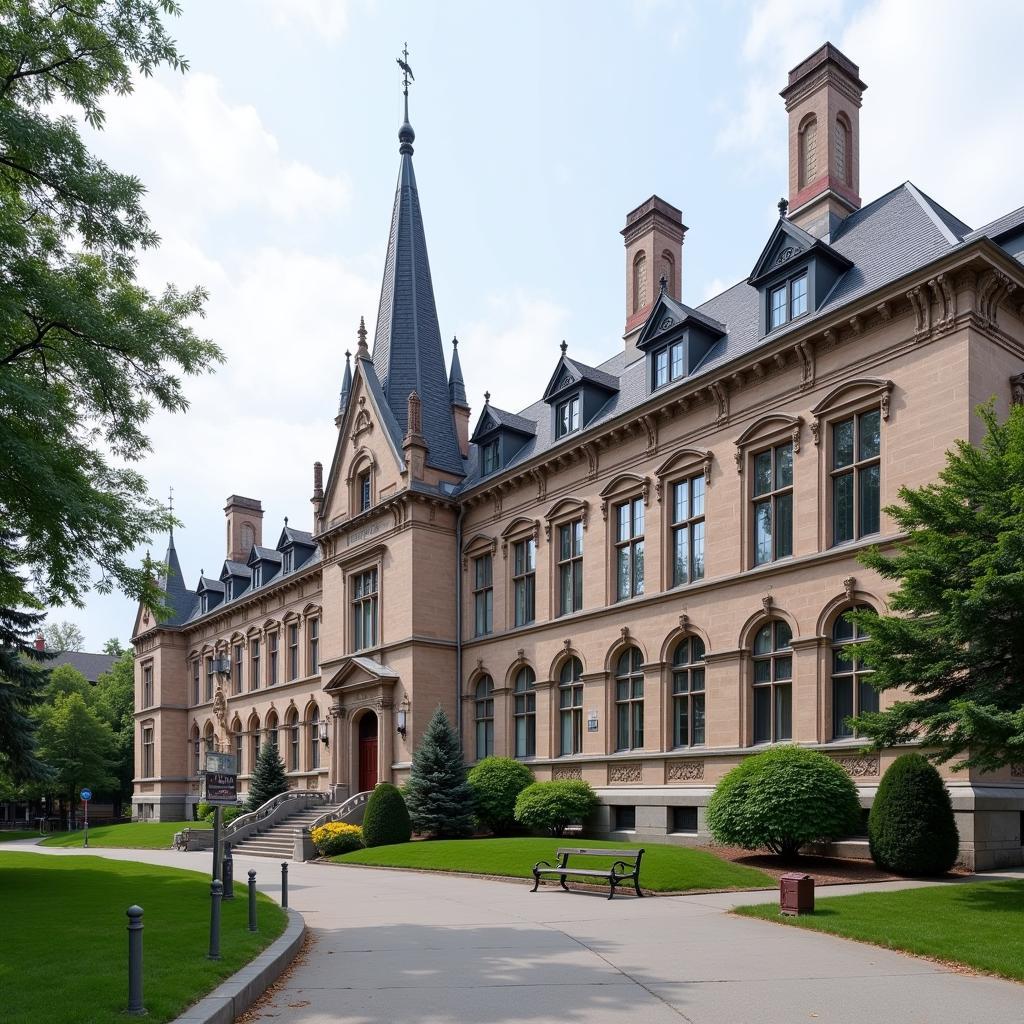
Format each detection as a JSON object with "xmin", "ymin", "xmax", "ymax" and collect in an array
[
  {"xmin": 396, "ymin": 696, "xmax": 411, "ymax": 739},
  {"xmin": 318, "ymin": 720, "xmax": 329, "ymax": 745}
]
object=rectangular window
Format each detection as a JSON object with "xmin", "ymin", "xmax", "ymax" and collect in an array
[
  {"xmin": 233, "ymin": 644, "xmax": 243, "ymax": 694},
  {"xmin": 205, "ymin": 656, "xmax": 215, "ymax": 701},
  {"xmin": 142, "ymin": 727, "xmax": 154, "ymax": 777},
  {"xmin": 654, "ymin": 348, "xmax": 669, "ymax": 389},
  {"xmin": 352, "ymin": 568, "xmax": 379, "ymax": 651},
  {"xmin": 359, "ymin": 472, "xmax": 371, "ymax": 512},
  {"xmin": 614, "ymin": 805, "xmax": 636, "ymax": 831},
  {"xmin": 252, "ymin": 565, "xmax": 262, "ymax": 588},
  {"xmin": 556, "ymin": 394, "xmax": 580, "ymax": 438},
  {"xmin": 250, "ymin": 639, "xmax": 261, "ymax": 690},
  {"xmin": 653, "ymin": 340, "xmax": 686, "ymax": 391},
  {"xmin": 671, "ymin": 475, "xmax": 706, "ymax": 587},
  {"xmin": 481, "ymin": 439, "xmax": 499, "ymax": 475},
  {"xmin": 282, "ymin": 549, "xmax": 294, "ymax": 573},
  {"xmin": 790, "ymin": 274, "xmax": 808, "ymax": 318},
  {"xmin": 290, "ymin": 720, "xmax": 300, "ymax": 771},
  {"xmin": 473, "ymin": 554, "xmax": 493, "ymax": 636},
  {"xmin": 308, "ymin": 619, "xmax": 319, "ymax": 675},
  {"xmin": 831, "ymin": 409, "xmax": 881, "ymax": 545},
  {"xmin": 234, "ymin": 729, "xmax": 243, "ymax": 775},
  {"xmin": 142, "ymin": 664, "xmax": 153, "ymax": 708},
  {"xmin": 558, "ymin": 520, "xmax": 584, "ymax": 616},
  {"xmin": 752, "ymin": 442, "xmax": 793, "ymax": 566},
  {"xmin": 192, "ymin": 660, "xmax": 200, "ymax": 705},
  {"xmin": 671, "ymin": 806, "xmax": 698, "ymax": 833},
  {"xmin": 268, "ymin": 632, "xmax": 279, "ymax": 686},
  {"xmin": 512, "ymin": 538, "xmax": 536, "ymax": 628},
  {"xmin": 514, "ymin": 680, "xmax": 536, "ymax": 758},
  {"xmin": 288, "ymin": 623, "xmax": 299, "ymax": 679},
  {"xmin": 769, "ymin": 284, "xmax": 787, "ymax": 330},
  {"xmin": 615, "ymin": 498, "xmax": 645, "ymax": 601}
]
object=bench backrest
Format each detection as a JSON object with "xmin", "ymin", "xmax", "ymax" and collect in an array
[{"xmin": 555, "ymin": 847, "xmax": 642, "ymax": 861}]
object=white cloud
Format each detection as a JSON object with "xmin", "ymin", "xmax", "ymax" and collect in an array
[{"xmin": 259, "ymin": 0, "xmax": 358, "ymax": 42}]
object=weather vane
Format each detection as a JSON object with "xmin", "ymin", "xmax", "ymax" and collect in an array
[{"xmin": 396, "ymin": 43, "xmax": 414, "ymax": 96}]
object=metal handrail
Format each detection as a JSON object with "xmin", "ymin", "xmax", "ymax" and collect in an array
[
  {"xmin": 222, "ymin": 789, "xmax": 328, "ymax": 840},
  {"xmin": 305, "ymin": 790, "xmax": 372, "ymax": 833}
]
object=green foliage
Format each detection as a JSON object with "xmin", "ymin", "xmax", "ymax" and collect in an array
[
  {"xmin": 35, "ymin": 691, "xmax": 116, "ymax": 802},
  {"xmin": 200, "ymin": 804, "xmax": 242, "ymax": 825},
  {"xmin": 361, "ymin": 782, "xmax": 412, "ymax": 847},
  {"xmin": 310, "ymin": 821, "xmax": 363, "ymax": 856},
  {"xmin": 45, "ymin": 664, "xmax": 90, "ymax": 700},
  {"xmin": 706, "ymin": 746, "xmax": 862, "ymax": 859},
  {"xmin": 868, "ymin": 754, "xmax": 959, "ymax": 875},
  {"xmin": 513, "ymin": 780, "xmax": 598, "ymax": 836},
  {"xmin": 246, "ymin": 744, "xmax": 287, "ymax": 811},
  {"xmin": 91, "ymin": 650, "xmax": 134, "ymax": 802},
  {"xmin": 0, "ymin": 1, "xmax": 222, "ymax": 614},
  {"xmin": 404, "ymin": 706, "xmax": 474, "ymax": 838},
  {"xmin": 101, "ymin": 637, "xmax": 125, "ymax": 656},
  {"xmin": 468, "ymin": 756, "xmax": 534, "ymax": 835},
  {"xmin": 42, "ymin": 621, "xmax": 84, "ymax": 652},
  {"xmin": 849, "ymin": 403, "xmax": 1024, "ymax": 771}
]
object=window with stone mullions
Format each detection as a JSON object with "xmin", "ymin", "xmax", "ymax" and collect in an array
[
  {"xmin": 473, "ymin": 554, "xmax": 493, "ymax": 636},
  {"xmin": 671, "ymin": 475, "xmax": 705, "ymax": 587},
  {"xmin": 653, "ymin": 339, "xmax": 685, "ymax": 390},
  {"xmin": 832, "ymin": 409, "xmax": 881, "ymax": 545},
  {"xmin": 352, "ymin": 568, "xmax": 379, "ymax": 651},
  {"xmin": 513, "ymin": 666, "xmax": 536, "ymax": 758},
  {"xmin": 512, "ymin": 538, "xmax": 536, "ymax": 627},
  {"xmin": 672, "ymin": 636, "xmax": 706, "ymax": 747},
  {"xmin": 832, "ymin": 607, "xmax": 878, "ymax": 738},
  {"xmin": 615, "ymin": 498, "xmax": 645, "ymax": 601},
  {"xmin": 558, "ymin": 520, "xmax": 583, "ymax": 616},
  {"xmin": 752, "ymin": 620, "xmax": 792, "ymax": 743},
  {"xmin": 752, "ymin": 442, "xmax": 793, "ymax": 565},
  {"xmin": 615, "ymin": 647, "xmax": 644, "ymax": 750},
  {"xmin": 558, "ymin": 657, "xmax": 583, "ymax": 755}
]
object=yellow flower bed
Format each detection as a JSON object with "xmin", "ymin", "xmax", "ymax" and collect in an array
[{"xmin": 311, "ymin": 821, "xmax": 364, "ymax": 855}]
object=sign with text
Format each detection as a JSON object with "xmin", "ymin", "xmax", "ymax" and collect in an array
[
  {"xmin": 202, "ymin": 772, "xmax": 238, "ymax": 805},
  {"xmin": 205, "ymin": 752, "xmax": 236, "ymax": 775}
]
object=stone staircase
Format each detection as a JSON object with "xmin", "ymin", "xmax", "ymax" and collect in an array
[{"xmin": 230, "ymin": 804, "xmax": 341, "ymax": 860}]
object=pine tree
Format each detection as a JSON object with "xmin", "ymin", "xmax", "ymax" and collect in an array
[
  {"xmin": 404, "ymin": 706, "xmax": 474, "ymax": 838},
  {"xmin": 246, "ymin": 743, "xmax": 288, "ymax": 811}
]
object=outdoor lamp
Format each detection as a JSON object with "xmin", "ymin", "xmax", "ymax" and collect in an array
[
  {"xmin": 318, "ymin": 720, "xmax": 329, "ymax": 745},
  {"xmin": 396, "ymin": 697, "xmax": 410, "ymax": 739}
]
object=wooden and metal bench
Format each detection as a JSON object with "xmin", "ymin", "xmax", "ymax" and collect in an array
[{"xmin": 531, "ymin": 847, "xmax": 645, "ymax": 900}]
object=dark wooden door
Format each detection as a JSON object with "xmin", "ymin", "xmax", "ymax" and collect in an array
[{"xmin": 358, "ymin": 713, "xmax": 378, "ymax": 791}]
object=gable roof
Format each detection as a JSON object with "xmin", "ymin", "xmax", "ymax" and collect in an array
[
  {"xmin": 541, "ymin": 350, "xmax": 619, "ymax": 403},
  {"xmin": 636, "ymin": 291, "xmax": 726, "ymax": 350},
  {"xmin": 471, "ymin": 402, "xmax": 537, "ymax": 442},
  {"xmin": 747, "ymin": 216, "xmax": 852, "ymax": 286}
]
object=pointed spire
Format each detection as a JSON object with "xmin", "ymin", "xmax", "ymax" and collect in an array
[
  {"xmin": 167, "ymin": 485, "xmax": 175, "ymax": 540},
  {"xmin": 339, "ymin": 348, "xmax": 353, "ymax": 415},
  {"xmin": 356, "ymin": 316, "xmax": 369, "ymax": 360},
  {"xmin": 448, "ymin": 335, "xmax": 469, "ymax": 409}
]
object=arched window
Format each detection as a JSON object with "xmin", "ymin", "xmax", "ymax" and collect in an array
[
  {"xmin": 799, "ymin": 116, "xmax": 818, "ymax": 188},
  {"xmin": 659, "ymin": 250, "xmax": 674, "ymax": 294},
  {"xmin": 632, "ymin": 250, "xmax": 648, "ymax": 314},
  {"xmin": 240, "ymin": 523, "xmax": 255, "ymax": 553},
  {"xmin": 247, "ymin": 713, "xmax": 260, "ymax": 770},
  {"xmin": 834, "ymin": 116, "xmax": 851, "ymax": 185},
  {"xmin": 286, "ymin": 708, "xmax": 300, "ymax": 771},
  {"xmin": 191, "ymin": 724, "xmax": 201, "ymax": 776},
  {"xmin": 752, "ymin": 621, "xmax": 792, "ymax": 743},
  {"xmin": 231, "ymin": 718, "xmax": 243, "ymax": 775},
  {"xmin": 513, "ymin": 666, "xmax": 536, "ymax": 759},
  {"xmin": 672, "ymin": 636, "xmax": 706, "ymax": 747},
  {"xmin": 615, "ymin": 647, "xmax": 645, "ymax": 751},
  {"xmin": 832, "ymin": 607, "xmax": 877, "ymax": 738},
  {"xmin": 310, "ymin": 705, "xmax": 321, "ymax": 770},
  {"xmin": 203, "ymin": 721, "xmax": 216, "ymax": 757},
  {"xmin": 266, "ymin": 710, "xmax": 279, "ymax": 752},
  {"xmin": 558, "ymin": 657, "xmax": 583, "ymax": 755},
  {"xmin": 474, "ymin": 676, "xmax": 494, "ymax": 760}
]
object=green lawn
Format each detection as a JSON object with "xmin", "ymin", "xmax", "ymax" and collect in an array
[
  {"xmin": 737, "ymin": 879, "xmax": 1024, "ymax": 981},
  {"xmin": 0, "ymin": 852, "xmax": 287, "ymax": 1024},
  {"xmin": 40, "ymin": 820, "xmax": 210, "ymax": 849},
  {"xmin": 0, "ymin": 830, "xmax": 42, "ymax": 842},
  {"xmin": 333, "ymin": 837, "xmax": 773, "ymax": 892}
]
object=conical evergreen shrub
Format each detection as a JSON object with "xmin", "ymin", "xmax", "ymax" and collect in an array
[
  {"xmin": 362, "ymin": 782, "xmax": 412, "ymax": 847},
  {"xmin": 404, "ymin": 706, "xmax": 474, "ymax": 838},
  {"xmin": 246, "ymin": 743, "xmax": 288, "ymax": 811},
  {"xmin": 869, "ymin": 753, "xmax": 959, "ymax": 875}
]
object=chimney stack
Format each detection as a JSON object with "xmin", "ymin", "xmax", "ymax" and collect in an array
[
  {"xmin": 781, "ymin": 42, "xmax": 866, "ymax": 239},
  {"xmin": 224, "ymin": 495, "xmax": 263, "ymax": 562},
  {"xmin": 34, "ymin": 632, "xmax": 45, "ymax": 652}
]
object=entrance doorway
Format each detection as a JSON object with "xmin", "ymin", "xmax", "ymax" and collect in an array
[{"xmin": 358, "ymin": 712, "xmax": 378, "ymax": 791}]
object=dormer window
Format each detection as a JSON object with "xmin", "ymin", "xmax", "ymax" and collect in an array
[
  {"xmin": 556, "ymin": 394, "xmax": 580, "ymax": 438},
  {"xmin": 768, "ymin": 272, "xmax": 808, "ymax": 332},
  {"xmin": 481, "ymin": 439, "xmax": 499, "ymax": 476},
  {"xmin": 282, "ymin": 549, "xmax": 293, "ymax": 573},
  {"xmin": 653, "ymin": 339, "xmax": 685, "ymax": 390},
  {"xmin": 252, "ymin": 566, "xmax": 261, "ymax": 588}
]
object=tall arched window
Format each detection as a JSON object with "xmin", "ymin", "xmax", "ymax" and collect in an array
[
  {"xmin": 513, "ymin": 666, "xmax": 536, "ymax": 758},
  {"xmin": 752, "ymin": 621, "xmax": 792, "ymax": 743},
  {"xmin": 231, "ymin": 718, "xmax": 243, "ymax": 775},
  {"xmin": 247, "ymin": 713, "xmax": 260, "ymax": 770},
  {"xmin": 240, "ymin": 523, "xmax": 255, "ymax": 553},
  {"xmin": 203, "ymin": 721, "xmax": 216, "ymax": 757},
  {"xmin": 799, "ymin": 116, "xmax": 818, "ymax": 188},
  {"xmin": 309, "ymin": 705, "xmax": 321, "ymax": 770},
  {"xmin": 834, "ymin": 116, "xmax": 851, "ymax": 185},
  {"xmin": 632, "ymin": 250, "xmax": 648, "ymax": 314},
  {"xmin": 672, "ymin": 636, "xmax": 706, "ymax": 747},
  {"xmin": 266, "ymin": 710, "xmax": 279, "ymax": 752},
  {"xmin": 474, "ymin": 676, "xmax": 494, "ymax": 760},
  {"xmin": 615, "ymin": 647, "xmax": 645, "ymax": 751},
  {"xmin": 286, "ymin": 708, "xmax": 300, "ymax": 771},
  {"xmin": 191, "ymin": 724, "xmax": 201, "ymax": 776},
  {"xmin": 558, "ymin": 657, "xmax": 583, "ymax": 755},
  {"xmin": 832, "ymin": 607, "xmax": 877, "ymax": 738}
]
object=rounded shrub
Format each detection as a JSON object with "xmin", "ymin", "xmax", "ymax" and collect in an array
[
  {"xmin": 361, "ymin": 783, "xmax": 413, "ymax": 848},
  {"xmin": 468, "ymin": 757, "xmax": 535, "ymax": 835},
  {"xmin": 514, "ymin": 780, "xmax": 598, "ymax": 836},
  {"xmin": 706, "ymin": 745, "xmax": 862, "ymax": 860},
  {"xmin": 310, "ymin": 821, "xmax": 364, "ymax": 856},
  {"xmin": 869, "ymin": 753, "xmax": 959, "ymax": 875},
  {"xmin": 200, "ymin": 804, "xmax": 243, "ymax": 825}
]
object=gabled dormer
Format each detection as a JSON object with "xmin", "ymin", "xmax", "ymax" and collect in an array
[
  {"xmin": 247, "ymin": 545, "xmax": 282, "ymax": 590},
  {"xmin": 276, "ymin": 524, "xmax": 316, "ymax": 575},
  {"xmin": 541, "ymin": 343, "xmax": 619, "ymax": 441},
  {"xmin": 196, "ymin": 575, "xmax": 225, "ymax": 616},
  {"xmin": 470, "ymin": 396, "xmax": 536, "ymax": 477},
  {"xmin": 636, "ymin": 290, "xmax": 726, "ymax": 393},
  {"xmin": 748, "ymin": 216, "xmax": 852, "ymax": 337},
  {"xmin": 219, "ymin": 560, "xmax": 252, "ymax": 603}
]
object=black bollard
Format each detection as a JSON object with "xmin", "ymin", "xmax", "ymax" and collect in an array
[
  {"xmin": 222, "ymin": 843, "xmax": 234, "ymax": 900},
  {"xmin": 247, "ymin": 869, "xmax": 258, "ymax": 932},
  {"xmin": 208, "ymin": 879, "xmax": 223, "ymax": 961},
  {"xmin": 281, "ymin": 861, "xmax": 289, "ymax": 909},
  {"xmin": 126, "ymin": 905, "xmax": 145, "ymax": 1016}
]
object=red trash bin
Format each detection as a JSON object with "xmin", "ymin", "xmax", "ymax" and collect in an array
[{"xmin": 779, "ymin": 872, "xmax": 814, "ymax": 915}]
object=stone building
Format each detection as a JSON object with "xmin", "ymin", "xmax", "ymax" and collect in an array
[{"xmin": 132, "ymin": 43, "xmax": 1024, "ymax": 868}]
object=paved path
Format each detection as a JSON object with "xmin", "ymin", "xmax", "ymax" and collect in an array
[{"xmin": 6, "ymin": 840, "xmax": 1024, "ymax": 1024}]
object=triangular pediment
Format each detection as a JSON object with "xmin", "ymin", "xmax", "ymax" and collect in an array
[
  {"xmin": 748, "ymin": 218, "xmax": 851, "ymax": 286},
  {"xmin": 470, "ymin": 406, "xmax": 502, "ymax": 442},
  {"xmin": 542, "ymin": 355, "xmax": 582, "ymax": 403},
  {"xmin": 323, "ymin": 655, "xmax": 400, "ymax": 693},
  {"xmin": 636, "ymin": 292, "xmax": 727, "ymax": 351}
]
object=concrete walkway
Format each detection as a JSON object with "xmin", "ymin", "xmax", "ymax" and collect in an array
[{"xmin": 6, "ymin": 840, "xmax": 1024, "ymax": 1024}]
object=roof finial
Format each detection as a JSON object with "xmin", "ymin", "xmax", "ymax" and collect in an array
[
  {"xmin": 356, "ymin": 315, "xmax": 369, "ymax": 358},
  {"xmin": 560, "ymin": 339, "xmax": 568, "ymax": 355},
  {"xmin": 452, "ymin": 334, "xmax": 458, "ymax": 348},
  {"xmin": 167, "ymin": 485, "xmax": 174, "ymax": 539},
  {"xmin": 778, "ymin": 197, "xmax": 789, "ymax": 218},
  {"xmin": 284, "ymin": 515, "xmax": 289, "ymax": 527},
  {"xmin": 397, "ymin": 43, "xmax": 415, "ymax": 154},
  {"xmin": 484, "ymin": 390, "xmax": 491, "ymax": 405}
]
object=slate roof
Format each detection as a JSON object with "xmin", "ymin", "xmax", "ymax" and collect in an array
[
  {"xmin": 457, "ymin": 181, "xmax": 1009, "ymax": 491},
  {"xmin": 966, "ymin": 204, "xmax": 1024, "ymax": 243},
  {"xmin": 477, "ymin": 404, "xmax": 538, "ymax": 436},
  {"xmin": 370, "ymin": 110, "xmax": 464, "ymax": 476},
  {"xmin": 249, "ymin": 546, "xmax": 282, "ymax": 564},
  {"xmin": 220, "ymin": 560, "xmax": 251, "ymax": 578},
  {"xmin": 156, "ymin": 532, "xmax": 196, "ymax": 627},
  {"xmin": 279, "ymin": 525, "xmax": 315, "ymax": 547},
  {"xmin": 45, "ymin": 650, "xmax": 118, "ymax": 684}
]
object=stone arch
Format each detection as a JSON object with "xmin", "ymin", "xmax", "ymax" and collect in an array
[
  {"xmin": 738, "ymin": 604, "xmax": 800, "ymax": 651},
  {"xmin": 799, "ymin": 113, "xmax": 818, "ymax": 188},
  {"xmin": 604, "ymin": 634, "xmax": 648, "ymax": 673},
  {"xmin": 659, "ymin": 621, "xmax": 712, "ymax": 664},
  {"xmin": 549, "ymin": 648, "xmax": 585, "ymax": 681}
]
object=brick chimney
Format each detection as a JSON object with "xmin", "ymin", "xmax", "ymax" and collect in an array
[
  {"xmin": 34, "ymin": 632, "xmax": 45, "ymax": 652},
  {"xmin": 782, "ymin": 42, "xmax": 867, "ymax": 239},
  {"xmin": 224, "ymin": 495, "xmax": 263, "ymax": 562},
  {"xmin": 621, "ymin": 195, "xmax": 686, "ymax": 359}
]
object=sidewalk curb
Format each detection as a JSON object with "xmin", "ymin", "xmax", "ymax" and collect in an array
[{"xmin": 172, "ymin": 907, "xmax": 305, "ymax": 1024}]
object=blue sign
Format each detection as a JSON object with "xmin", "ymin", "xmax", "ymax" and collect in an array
[{"xmin": 80, "ymin": 788, "xmax": 92, "ymax": 802}]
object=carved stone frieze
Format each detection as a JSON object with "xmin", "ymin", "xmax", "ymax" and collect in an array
[
  {"xmin": 1010, "ymin": 763, "xmax": 1024, "ymax": 778},
  {"xmin": 666, "ymin": 760, "xmax": 704, "ymax": 782},
  {"xmin": 552, "ymin": 766, "xmax": 582, "ymax": 781},
  {"xmin": 608, "ymin": 762, "xmax": 643, "ymax": 784},
  {"xmin": 832, "ymin": 754, "xmax": 879, "ymax": 777}
]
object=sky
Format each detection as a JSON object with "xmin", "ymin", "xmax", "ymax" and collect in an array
[{"xmin": 53, "ymin": 0, "xmax": 1024, "ymax": 648}]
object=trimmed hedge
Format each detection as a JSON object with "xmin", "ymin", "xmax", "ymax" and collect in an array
[
  {"xmin": 468, "ymin": 757, "xmax": 534, "ymax": 835},
  {"xmin": 361, "ymin": 783, "xmax": 413, "ymax": 848},
  {"xmin": 514, "ymin": 780, "xmax": 598, "ymax": 836},
  {"xmin": 706, "ymin": 745, "xmax": 862, "ymax": 859},
  {"xmin": 869, "ymin": 753, "xmax": 959, "ymax": 875},
  {"xmin": 311, "ymin": 822, "xmax": 364, "ymax": 856}
]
